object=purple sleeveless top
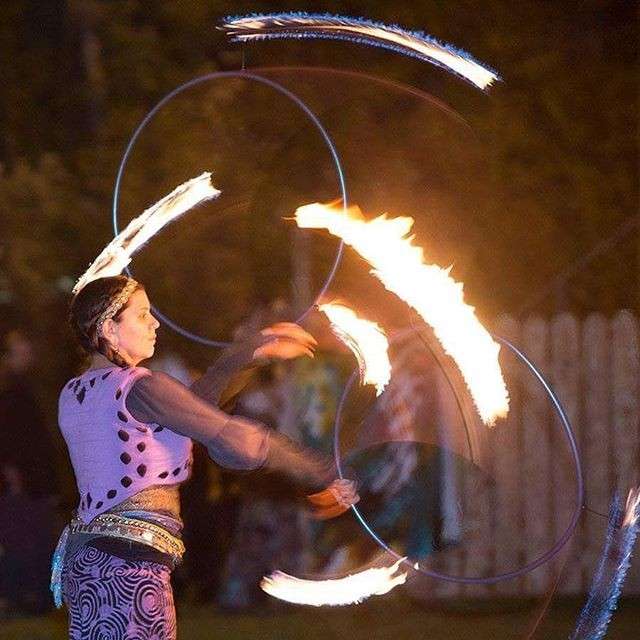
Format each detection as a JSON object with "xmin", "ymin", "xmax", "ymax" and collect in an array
[{"xmin": 58, "ymin": 366, "xmax": 193, "ymax": 524}]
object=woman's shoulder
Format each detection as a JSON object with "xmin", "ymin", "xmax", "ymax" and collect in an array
[
  {"xmin": 129, "ymin": 368, "xmax": 186, "ymax": 397},
  {"xmin": 59, "ymin": 366, "xmax": 151, "ymax": 401}
]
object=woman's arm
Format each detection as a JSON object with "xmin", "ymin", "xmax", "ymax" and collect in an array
[
  {"xmin": 189, "ymin": 323, "xmax": 317, "ymax": 411},
  {"xmin": 127, "ymin": 371, "xmax": 334, "ymax": 491},
  {"xmin": 189, "ymin": 336, "xmax": 261, "ymax": 411}
]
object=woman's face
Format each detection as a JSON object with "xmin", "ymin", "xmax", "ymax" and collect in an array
[{"xmin": 107, "ymin": 289, "xmax": 160, "ymax": 366}]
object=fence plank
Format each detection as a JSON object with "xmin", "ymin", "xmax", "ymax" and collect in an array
[
  {"xmin": 492, "ymin": 315, "xmax": 523, "ymax": 596},
  {"xmin": 611, "ymin": 311, "xmax": 640, "ymax": 592},
  {"xmin": 461, "ymin": 428, "xmax": 494, "ymax": 599},
  {"xmin": 581, "ymin": 314, "xmax": 611, "ymax": 590},
  {"xmin": 521, "ymin": 317, "xmax": 553, "ymax": 595},
  {"xmin": 432, "ymin": 366, "xmax": 466, "ymax": 599},
  {"xmin": 551, "ymin": 313, "xmax": 583, "ymax": 594}
]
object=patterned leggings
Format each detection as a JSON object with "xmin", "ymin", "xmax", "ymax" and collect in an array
[{"xmin": 62, "ymin": 545, "xmax": 176, "ymax": 640}]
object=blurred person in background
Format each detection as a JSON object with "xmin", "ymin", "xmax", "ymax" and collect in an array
[
  {"xmin": 217, "ymin": 363, "xmax": 307, "ymax": 610},
  {"xmin": 0, "ymin": 328, "xmax": 58, "ymax": 617}
]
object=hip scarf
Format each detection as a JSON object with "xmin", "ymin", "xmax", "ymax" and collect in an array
[{"xmin": 50, "ymin": 511, "xmax": 184, "ymax": 608}]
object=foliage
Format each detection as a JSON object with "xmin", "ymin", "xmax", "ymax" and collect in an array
[{"xmin": 0, "ymin": 1, "xmax": 636, "ymax": 494}]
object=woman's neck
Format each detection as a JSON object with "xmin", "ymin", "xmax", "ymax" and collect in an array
[{"xmin": 86, "ymin": 352, "xmax": 120, "ymax": 371}]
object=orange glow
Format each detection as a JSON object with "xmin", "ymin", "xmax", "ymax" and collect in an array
[
  {"xmin": 320, "ymin": 302, "xmax": 391, "ymax": 396},
  {"xmin": 296, "ymin": 202, "xmax": 509, "ymax": 425},
  {"xmin": 261, "ymin": 558, "xmax": 407, "ymax": 606}
]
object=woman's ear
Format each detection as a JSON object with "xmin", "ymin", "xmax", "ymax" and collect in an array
[{"xmin": 101, "ymin": 318, "xmax": 119, "ymax": 348}]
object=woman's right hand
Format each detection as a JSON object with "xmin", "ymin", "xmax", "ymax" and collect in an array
[
  {"xmin": 306, "ymin": 478, "xmax": 360, "ymax": 520},
  {"xmin": 253, "ymin": 323, "xmax": 317, "ymax": 362}
]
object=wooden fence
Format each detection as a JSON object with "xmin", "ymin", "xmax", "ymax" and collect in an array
[
  {"xmin": 420, "ymin": 311, "xmax": 640, "ymax": 599},
  {"xmin": 378, "ymin": 311, "xmax": 640, "ymax": 598}
]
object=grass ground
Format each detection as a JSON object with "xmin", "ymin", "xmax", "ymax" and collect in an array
[{"xmin": 0, "ymin": 596, "xmax": 638, "ymax": 639}]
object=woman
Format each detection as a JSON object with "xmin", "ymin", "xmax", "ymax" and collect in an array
[{"xmin": 53, "ymin": 275, "xmax": 357, "ymax": 639}]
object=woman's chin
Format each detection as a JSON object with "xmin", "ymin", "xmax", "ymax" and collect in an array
[{"xmin": 136, "ymin": 345, "xmax": 155, "ymax": 364}]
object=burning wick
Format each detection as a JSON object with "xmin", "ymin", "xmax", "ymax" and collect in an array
[
  {"xmin": 261, "ymin": 558, "xmax": 408, "ymax": 606},
  {"xmin": 295, "ymin": 202, "xmax": 509, "ymax": 425},
  {"xmin": 319, "ymin": 302, "xmax": 391, "ymax": 396}
]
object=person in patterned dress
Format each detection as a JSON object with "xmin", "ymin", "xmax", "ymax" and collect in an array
[{"xmin": 54, "ymin": 275, "xmax": 357, "ymax": 639}]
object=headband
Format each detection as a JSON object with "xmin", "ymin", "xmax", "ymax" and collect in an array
[{"xmin": 94, "ymin": 278, "xmax": 139, "ymax": 343}]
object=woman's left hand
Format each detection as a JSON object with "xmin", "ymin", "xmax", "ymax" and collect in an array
[
  {"xmin": 307, "ymin": 479, "xmax": 360, "ymax": 520},
  {"xmin": 253, "ymin": 322, "xmax": 317, "ymax": 362}
]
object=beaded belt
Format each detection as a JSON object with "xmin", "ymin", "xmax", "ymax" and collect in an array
[
  {"xmin": 69, "ymin": 513, "xmax": 185, "ymax": 558},
  {"xmin": 50, "ymin": 513, "xmax": 184, "ymax": 608}
]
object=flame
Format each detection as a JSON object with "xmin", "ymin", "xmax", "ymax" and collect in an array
[
  {"xmin": 261, "ymin": 558, "xmax": 407, "ymax": 606},
  {"xmin": 320, "ymin": 303, "xmax": 391, "ymax": 396},
  {"xmin": 74, "ymin": 173, "xmax": 220, "ymax": 294},
  {"xmin": 222, "ymin": 14, "xmax": 499, "ymax": 90},
  {"xmin": 623, "ymin": 487, "xmax": 640, "ymax": 528},
  {"xmin": 296, "ymin": 202, "xmax": 509, "ymax": 425}
]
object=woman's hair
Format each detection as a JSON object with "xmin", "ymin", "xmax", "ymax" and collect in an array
[{"xmin": 69, "ymin": 276, "xmax": 145, "ymax": 368}]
